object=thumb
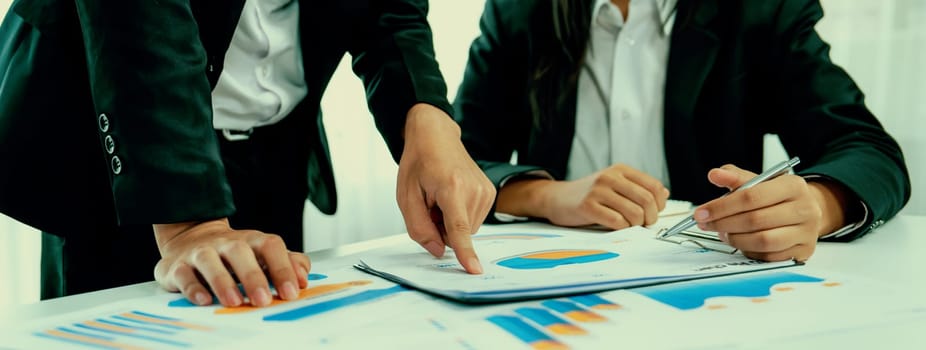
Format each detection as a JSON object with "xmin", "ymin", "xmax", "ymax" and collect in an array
[
  {"xmin": 707, "ymin": 164, "xmax": 758, "ymax": 191},
  {"xmin": 398, "ymin": 184, "xmax": 446, "ymax": 258}
]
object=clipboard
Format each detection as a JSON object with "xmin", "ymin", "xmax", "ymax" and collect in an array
[{"xmin": 656, "ymin": 226, "xmax": 739, "ymax": 254}]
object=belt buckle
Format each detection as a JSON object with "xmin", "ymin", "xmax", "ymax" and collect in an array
[{"xmin": 222, "ymin": 128, "xmax": 253, "ymax": 141}]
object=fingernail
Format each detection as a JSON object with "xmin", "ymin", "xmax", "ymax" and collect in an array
[
  {"xmin": 718, "ymin": 232, "xmax": 729, "ymax": 243},
  {"xmin": 225, "ymin": 290, "xmax": 242, "ymax": 306},
  {"xmin": 695, "ymin": 209, "xmax": 709, "ymax": 221},
  {"xmin": 281, "ymin": 281, "xmax": 299, "ymax": 300},
  {"xmin": 468, "ymin": 257, "xmax": 483, "ymax": 274},
  {"xmin": 663, "ymin": 188, "xmax": 670, "ymax": 197},
  {"xmin": 424, "ymin": 241, "xmax": 445, "ymax": 257},
  {"xmin": 195, "ymin": 292, "xmax": 211, "ymax": 306},
  {"xmin": 253, "ymin": 288, "xmax": 272, "ymax": 307}
]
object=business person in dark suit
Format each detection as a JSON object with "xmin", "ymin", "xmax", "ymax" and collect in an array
[
  {"xmin": 0, "ymin": 0, "xmax": 493, "ymax": 306},
  {"xmin": 454, "ymin": 0, "xmax": 910, "ymax": 262}
]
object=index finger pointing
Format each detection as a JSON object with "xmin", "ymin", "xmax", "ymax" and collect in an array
[{"xmin": 439, "ymin": 197, "xmax": 483, "ymax": 274}]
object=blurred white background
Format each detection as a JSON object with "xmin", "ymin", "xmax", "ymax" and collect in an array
[{"xmin": 1, "ymin": 0, "xmax": 923, "ymax": 307}]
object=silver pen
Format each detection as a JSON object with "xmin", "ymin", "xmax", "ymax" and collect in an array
[{"xmin": 656, "ymin": 157, "xmax": 801, "ymax": 239}]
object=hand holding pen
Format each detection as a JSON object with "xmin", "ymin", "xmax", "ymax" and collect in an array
[
  {"xmin": 659, "ymin": 157, "xmax": 801, "ymax": 239},
  {"xmin": 657, "ymin": 157, "xmax": 847, "ymax": 262}
]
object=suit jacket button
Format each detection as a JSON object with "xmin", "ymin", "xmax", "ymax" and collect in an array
[
  {"xmin": 98, "ymin": 113, "xmax": 110, "ymax": 132},
  {"xmin": 104, "ymin": 135, "xmax": 116, "ymax": 154},
  {"xmin": 111, "ymin": 156, "xmax": 122, "ymax": 175}
]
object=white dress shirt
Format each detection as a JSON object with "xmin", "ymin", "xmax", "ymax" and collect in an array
[
  {"xmin": 212, "ymin": 0, "xmax": 307, "ymax": 132},
  {"xmin": 564, "ymin": 0, "xmax": 862, "ymax": 238},
  {"xmin": 497, "ymin": 0, "xmax": 677, "ymax": 222},
  {"xmin": 567, "ymin": 0, "xmax": 677, "ymax": 186}
]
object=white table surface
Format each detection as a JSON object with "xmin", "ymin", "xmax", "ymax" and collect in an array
[{"xmin": 3, "ymin": 215, "xmax": 925, "ymax": 348}]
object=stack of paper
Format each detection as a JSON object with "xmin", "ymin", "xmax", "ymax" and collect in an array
[{"xmin": 355, "ymin": 225, "xmax": 797, "ymax": 303}]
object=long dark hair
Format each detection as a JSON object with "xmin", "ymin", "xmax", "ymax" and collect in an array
[{"xmin": 527, "ymin": 0, "xmax": 593, "ymax": 130}]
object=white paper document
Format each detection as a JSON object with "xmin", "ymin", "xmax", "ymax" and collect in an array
[
  {"xmin": 355, "ymin": 225, "xmax": 798, "ymax": 302},
  {"xmin": 659, "ymin": 199, "xmax": 693, "ymax": 217},
  {"xmin": 3, "ymin": 261, "xmax": 923, "ymax": 350},
  {"xmin": 315, "ymin": 268, "xmax": 926, "ymax": 350}
]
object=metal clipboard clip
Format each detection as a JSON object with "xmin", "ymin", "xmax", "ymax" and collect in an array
[{"xmin": 656, "ymin": 226, "xmax": 739, "ymax": 254}]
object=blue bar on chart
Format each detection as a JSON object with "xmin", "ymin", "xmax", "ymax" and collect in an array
[
  {"xmin": 33, "ymin": 310, "xmax": 218, "ymax": 350},
  {"xmin": 567, "ymin": 294, "xmax": 622, "ymax": 310},
  {"xmin": 486, "ymin": 315, "xmax": 569, "ymax": 350},
  {"xmin": 514, "ymin": 307, "xmax": 587, "ymax": 335},
  {"xmin": 540, "ymin": 300, "xmax": 607, "ymax": 323},
  {"xmin": 263, "ymin": 285, "xmax": 410, "ymax": 322}
]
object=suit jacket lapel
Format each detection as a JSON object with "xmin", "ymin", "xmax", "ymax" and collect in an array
[
  {"xmin": 190, "ymin": 0, "xmax": 246, "ymax": 87},
  {"xmin": 665, "ymin": 0, "xmax": 720, "ymax": 123},
  {"xmin": 528, "ymin": 79, "xmax": 579, "ymax": 180},
  {"xmin": 663, "ymin": 0, "xmax": 720, "ymax": 196}
]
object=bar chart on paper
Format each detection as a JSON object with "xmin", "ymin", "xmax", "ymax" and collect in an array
[
  {"xmin": 312, "ymin": 292, "xmax": 630, "ymax": 349},
  {"xmin": 485, "ymin": 294, "xmax": 624, "ymax": 350},
  {"xmin": 5, "ymin": 268, "xmax": 420, "ymax": 349},
  {"xmin": 476, "ymin": 269, "xmax": 926, "ymax": 350},
  {"xmin": 8, "ymin": 267, "xmax": 922, "ymax": 350},
  {"xmin": 162, "ymin": 271, "xmax": 411, "ymax": 322},
  {"xmin": 486, "ymin": 315, "xmax": 570, "ymax": 350},
  {"xmin": 30, "ymin": 310, "xmax": 245, "ymax": 350}
]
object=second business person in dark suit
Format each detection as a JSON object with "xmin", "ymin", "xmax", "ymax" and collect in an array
[
  {"xmin": 0, "ymin": 0, "xmax": 493, "ymax": 305},
  {"xmin": 455, "ymin": 0, "xmax": 910, "ymax": 261}
]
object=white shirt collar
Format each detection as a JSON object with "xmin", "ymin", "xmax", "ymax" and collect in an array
[
  {"xmin": 657, "ymin": 0, "xmax": 679, "ymax": 36},
  {"xmin": 592, "ymin": 0, "xmax": 625, "ymax": 32},
  {"xmin": 591, "ymin": 0, "xmax": 678, "ymax": 37},
  {"xmin": 592, "ymin": 0, "xmax": 615, "ymax": 21}
]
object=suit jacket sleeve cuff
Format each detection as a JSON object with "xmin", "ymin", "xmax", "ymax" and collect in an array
[
  {"xmin": 802, "ymin": 174, "xmax": 874, "ymax": 242},
  {"xmin": 479, "ymin": 161, "xmax": 553, "ymax": 224}
]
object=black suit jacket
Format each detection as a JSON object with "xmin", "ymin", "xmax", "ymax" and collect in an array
[
  {"xmin": 0, "ymin": 0, "xmax": 451, "ymax": 236},
  {"xmin": 454, "ymin": 0, "xmax": 910, "ymax": 240}
]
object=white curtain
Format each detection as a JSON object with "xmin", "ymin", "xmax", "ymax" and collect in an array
[
  {"xmin": 0, "ymin": 214, "xmax": 40, "ymax": 308},
  {"xmin": 815, "ymin": 0, "xmax": 925, "ymax": 215},
  {"xmin": 765, "ymin": 0, "xmax": 925, "ymax": 215},
  {"xmin": 1, "ymin": 0, "xmax": 42, "ymax": 310},
  {"xmin": 1, "ymin": 0, "xmax": 923, "ymax": 306},
  {"xmin": 303, "ymin": 0, "xmax": 487, "ymax": 251}
]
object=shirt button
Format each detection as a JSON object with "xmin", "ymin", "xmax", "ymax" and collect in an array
[
  {"xmin": 104, "ymin": 135, "xmax": 116, "ymax": 154},
  {"xmin": 111, "ymin": 156, "xmax": 122, "ymax": 175},
  {"xmin": 621, "ymin": 111, "xmax": 631, "ymax": 120},
  {"xmin": 98, "ymin": 113, "xmax": 110, "ymax": 132},
  {"xmin": 627, "ymin": 38, "xmax": 636, "ymax": 46}
]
